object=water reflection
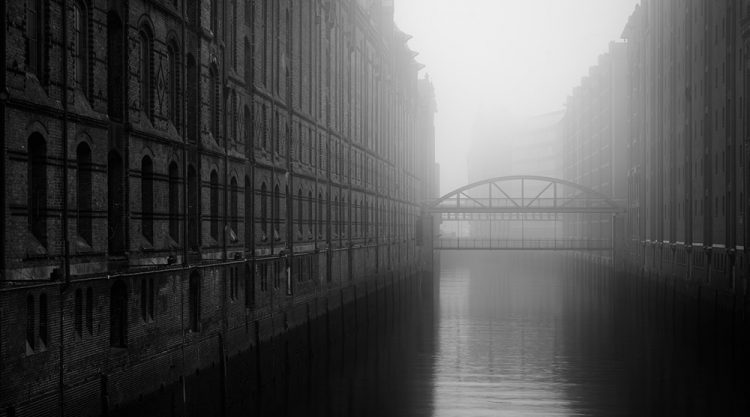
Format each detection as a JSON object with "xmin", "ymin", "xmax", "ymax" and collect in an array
[{"xmin": 121, "ymin": 252, "xmax": 750, "ymax": 416}]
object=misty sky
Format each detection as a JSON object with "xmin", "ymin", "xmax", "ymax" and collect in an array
[{"xmin": 393, "ymin": 0, "xmax": 639, "ymax": 194}]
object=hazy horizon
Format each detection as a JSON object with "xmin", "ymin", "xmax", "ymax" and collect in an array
[{"xmin": 393, "ymin": 0, "xmax": 640, "ymax": 194}]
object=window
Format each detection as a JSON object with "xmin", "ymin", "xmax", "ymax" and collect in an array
[
  {"xmin": 108, "ymin": 151, "xmax": 125, "ymax": 255},
  {"xmin": 140, "ymin": 278, "xmax": 155, "ymax": 322},
  {"xmin": 231, "ymin": 0, "xmax": 237, "ymax": 69},
  {"xmin": 189, "ymin": 272, "xmax": 201, "ymax": 332},
  {"xmin": 167, "ymin": 42, "xmax": 180, "ymax": 128},
  {"xmin": 188, "ymin": 165, "xmax": 199, "ymax": 250},
  {"xmin": 72, "ymin": 1, "xmax": 89, "ymax": 96},
  {"xmin": 244, "ymin": 106, "xmax": 252, "ymax": 151},
  {"xmin": 210, "ymin": 170, "xmax": 220, "ymax": 240},
  {"xmin": 308, "ymin": 191, "xmax": 313, "ymax": 237},
  {"xmin": 110, "ymin": 281, "xmax": 127, "ymax": 347},
  {"xmin": 210, "ymin": 0, "xmax": 218, "ymax": 34},
  {"xmin": 230, "ymin": 177, "xmax": 238, "ymax": 233},
  {"xmin": 139, "ymin": 29, "xmax": 153, "ymax": 119},
  {"xmin": 210, "ymin": 66, "xmax": 220, "ymax": 140},
  {"xmin": 141, "ymin": 156, "xmax": 154, "ymax": 243},
  {"xmin": 26, "ymin": 0, "xmax": 46, "ymax": 82},
  {"xmin": 244, "ymin": 38, "xmax": 251, "ymax": 85},
  {"xmin": 39, "ymin": 293, "xmax": 48, "ymax": 347},
  {"xmin": 85, "ymin": 287, "xmax": 94, "ymax": 334},
  {"xmin": 107, "ymin": 12, "xmax": 124, "ymax": 120},
  {"xmin": 76, "ymin": 143, "xmax": 92, "ymax": 244},
  {"xmin": 260, "ymin": 183, "xmax": 268, "ymax": 238},
  {"xmin": 169, "ymin": 162, "xmax": 180, "ymax": 242},
  {"xmin": 75, "ymin": 289, "xmax": 83, "ymax": 336},
  {"xmin": 318, "ymin": 192, "xmax": 323, "ymax": 239},
  {"xmin": 297, "ymin": 188, "xmax": 303, "ymax": 236},
  {"xmin": 28, "ymin": 133, "xmax": 47, "ymax": 246},
  {"xmin": 186, "ymin": 55, "xmax": 198, "ymax": 143},
  {"xmin": 245, "ymin": 263, "xmax": 254, "ymax": 307},
  {"xmin": 245, "ymin": 177, "xmax": 252, "ymax": 246},
  {"xmin": 26, "ymin": 295, "xmax": 35, "ymax": 350},
  {"xmin": 273, "ymin": 185, "xmax": 280, "ymax": 236}
]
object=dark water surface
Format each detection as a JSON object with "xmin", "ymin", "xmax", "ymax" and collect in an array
[{"xmin": 122, "ymin": 252, "xmax": 750, "ymax": 416}]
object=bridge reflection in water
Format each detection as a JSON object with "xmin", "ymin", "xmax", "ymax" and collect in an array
[{"xmin": 117, "ymin": 252, "xmax": 750, "ymax": 416}]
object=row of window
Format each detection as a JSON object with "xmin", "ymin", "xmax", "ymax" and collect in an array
[{"xmin": 28, "ymin": 132, "xmax": 416, "ymax": 252}]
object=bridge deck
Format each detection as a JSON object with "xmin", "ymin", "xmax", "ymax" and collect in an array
[{"xmin": 435, "ymin": 239, "xmax": 613, "ymax": 251}]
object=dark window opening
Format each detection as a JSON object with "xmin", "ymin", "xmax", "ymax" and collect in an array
[
  {"xmin": 186, "ymin": 55, "xmax": 198, "ymax": 143},
  {"xmin": 139, "ymin": 29, "xmax": 153, "ymax": 119},
  {"xmin": 297, "ymin": 188, "xmax": 303, "ymax": 236},
  {"xmin": 245, "ymin": 177, "xmax": 252, "ymax": 247},
  {"xmin": 28, "ymin": 133, "xmax": 47, "ymax": 246},
  {"xmin": 26, "ymin": 0, "xmax": 46, "ymax": 83},
  {"xmin": 307, "ymin": 191, "xmax": 313, "ymax": 236},
  {"xmin": 188, "ymin": 165, "xmax": 199, "ymax": 250},
  {"xmin": 141, "ymin": 156, "xmax": 154, "ymax": 243},
  {"xmin": 39, "ymin": 293, "xmax": 48, "ymax": 346},
  {"xmin": 107, "ymin": 12, "xmax": 124, "ymax": 120},
  {"xmin": 260, "ymin": 183, "xmax": 268, "ymax": 238},
  {"xmin": 210, "ymin": 170, "xmax": 220, "ymax": 240},
  {"xmin": 273, "ymin": 185, "xmax": 280, "ymax": 236},
  {"xmin": 231, "ymin": 177, "xmax": 238, "ymax": 234},
  {"xmin": 210, "ymin": 66, "xmax": 220, "ymax": 141},
  {"xmin": 110, "ymin": 281, "xmax": 127, "ymax": 347},
  {"xmin": 245, "ymin": 263, "xmax": 255, "ymax": 307},
  {"xmin": 26, "ymin": 295, "xmax": 35, "ymax": 350},
  {"xmin": 76, "ymin": 143, "xmax": 92, "ymax": 244},
  {"xmin": 73, "ymin": 1, "xmax": 89, "ymax": 97},
  {"xmin": 85, "ymin": 287, "xmax": 94, "ymax": 334},
  {"xmin": 169, "ymin": 162, "xmax": 180, "ymax": 242},
  {"xmin": 108, "ymin": 151, "xmax": 125, "ymax": 255},
  {"xmin": 244, "ymin": 106, "xmax": 252, "ymax": 152},
  {"xmin": 189, "ymin": 272, "xmax": 201, "ymax": 332},
  {"xmin": 167, "ymin": 42, "xmax": 180, "ymax": 129},
  {"xmin": 75, "ymin": 289, "xmax": 83, "ymax": 336}
]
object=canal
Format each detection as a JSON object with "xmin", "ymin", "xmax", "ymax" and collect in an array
[{"xmin": 120, "ymin": 252, "xmax": 750, "ymax": 416}]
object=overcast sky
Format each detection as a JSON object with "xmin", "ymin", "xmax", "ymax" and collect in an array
[{"xmin": 393, "ymin": 0, "xmax": 639, "ymax": 194}]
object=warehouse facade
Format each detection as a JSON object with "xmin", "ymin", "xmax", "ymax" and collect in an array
[{"xmin": 0, "ymin": 0, "xmax": 436, "ymax": 414}]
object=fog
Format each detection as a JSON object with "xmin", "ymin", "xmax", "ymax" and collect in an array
[{"xmin": 394, "ymin": 0, "xmax": 638, "ymax": 194}]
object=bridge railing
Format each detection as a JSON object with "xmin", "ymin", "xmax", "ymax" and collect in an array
[
  {"xmin": 433, "ymin": 197, "xmax": 615, "ymax": 210},
  {"xmin": 435, "ymin": 238, "xmax": 613, "ymax": 251}
]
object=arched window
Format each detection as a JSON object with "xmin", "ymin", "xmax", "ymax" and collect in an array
[
  {"xmin": 108, "ymin": 151, "xmax": 125, "ymax": 255},
  {"xmin": 75, "ymin": 288, "xmax": 83, "ymax": 336},
  {"xmin": 244, "ymin": 106, "xmax": 252, "ymax": 152},
  {"xmin": 244, "ymin": 37, "xmax": 251, "ymax": 86},
  {"xmin": 186, "ymin": 54, "xmax": 198, "ymax": 143},
  {"xmin": 76, "ymin": 143, "xmax": 92, "ymax": 244},
  {"xmin": 140, "ymin": 279, "xmax": 147, "ymax": 321},
  {"xmin": 210, "ymin": 0, "xmax": 218, "ymax": 33},
  {"xmin": 189, "ymin": 272, "xmax": 201, "ymax": 332},
  {"xmin": 209, "ymin": 66, "xmax": 220, "ymax": 140},
  {"xmin": 107, "ymin": 12, "xmax": 124, "ymax": 120},
  {"xmin": 230, "ymin": 177, "xmax": 238, "ymax": 233},
  {"xmin": 28, "ymin": 133, "xmax": 47, "ymax": 246},
  {"xmin": 85, "ymin": 287, "xmax": 94, "ymax": 334},
  {"xmin": 260, "ymin": 183, "xmax": 268, "ymax": 238},
  {"xmin": 26, "ymin": 295, "xmax": 35, "ymax": 350},
  {"xmin": 39, "ymin": 293, "xmax": 48, "ymax": 346},
  {"xmin": 317, "ymin": 192, "xmax": 323, "ymax": 239},
  {"xmin": 26, "ymin": 0, "xmax": 46, "ymax": 83},
  {"xmin": 110, "ymin": 281, "xmax": 127, "ymax": 347},
  {"xmin": 167, "ymin": 41, "xmax": 180, "ymax": 129},
  {"xmin": 307, "ymin": 191, "xmax": 313, "ymax": 236},
  {"xmin": 297, "ymin": 188, "xmax": 303, "ymax": 236},
  {"xmin": 210, "ymin": 170, "xmax": 219, "ymax": 240},
  {"xmin": 333, "ymin": 196, "xmax": 338, "ymax": 237},
  {"xmin": 245, "ymin": 177, "xmax": 252, "ymax": 246},
  {"xmin": 72, "ymin": 1, "xmax": 89, "ymax": 96},
  {"xmin": 141, "ymin": 156, "xmax": 154, "ymax": 243},
  {"xmin": 169, "ymin": 162, "xmax": 180, "ymax": 242},
  {"xmin": 187, "ymin": 165, "xmax": 199, "ymax": 250},
  {"xmin": 273, "ymin": 185, "xmax": 280, "ymax": 236},
  {"xmin": 139, "ymin": 29, "xmax": 153, "ymax": 119}
]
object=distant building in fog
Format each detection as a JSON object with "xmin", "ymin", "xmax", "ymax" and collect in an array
[{"xmin": 561, "ymin": 41, "xmax": 629, "ymax": 255}]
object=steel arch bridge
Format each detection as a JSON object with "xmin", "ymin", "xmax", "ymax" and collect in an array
[{"xmin": 426, "ymin": 175, "xmax": 625, "ymax": 251}]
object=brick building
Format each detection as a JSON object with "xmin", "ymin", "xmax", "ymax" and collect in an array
[
  {"xmin": 623, "ymin": 0, "xmax": 749, "ymax": 288},
  {"xmin": 561, "ymin": 41, "xmax": 629, "ymax": 259},
  {"xmin": 0, "ymin": 0, "xmax": 436, "ymax": 415}
]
